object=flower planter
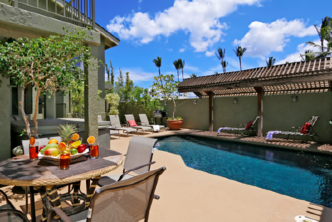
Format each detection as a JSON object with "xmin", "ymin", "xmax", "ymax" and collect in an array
[{"xmin": 167, "ymin": 119, "xmax": 183, "ymax": 130}]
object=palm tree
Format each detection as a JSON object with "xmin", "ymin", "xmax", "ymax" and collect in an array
[
  {"xmin": 215, "ymin": 47, "xmax": 226, "ymax": 72},
  {"xmin": 173, "ymin": 60, "xmax": 180, "ymax": 82},
  {"xmin": 314, "ymin": 17, "xmax": 331, "ymax": 52},
  {"xmin": 301, "ymin": 50, "xmax": 316, "ymax": 62},
  {"xmin": 190, "ymin": 74, "xmax": 197, "ymax": 78},
  {"xmin": 177, "ymin": 59, "xmax": 185, "ymax": 80},
  {"xmin": 233, "ymin": 46, "xmax": 247, "ymax": 71},
  {"xmin": 221, "ymin": 61, "xmax": 228, "ymax": 73},
  {"xmin": 266, "ymin": 57, "xmax": 276, "ymax": 67},
  {"xmin": 152, "ymin": 57, "xmax": 162, "ymax": 75}
]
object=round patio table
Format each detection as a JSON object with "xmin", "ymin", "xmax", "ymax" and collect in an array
[{"xmin": 0, "ymin": 149, "xmax": 124, "ymax": 222}]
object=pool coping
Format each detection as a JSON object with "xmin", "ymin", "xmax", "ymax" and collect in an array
[{"xmin": 148, "ymin": 130, "xmax": 332, "ymax": 156}]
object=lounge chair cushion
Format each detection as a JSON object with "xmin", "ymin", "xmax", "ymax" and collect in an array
[
  {"xmin": 245, "ymin": 121, "xmax": 253, "ymax": 130},
  {"xmin": 128, "ymin": 120, "xmax": 138, "ymax": 127},
  {"xmin": 300, "ymin": 122, "xmax": 311, "ymax": 135}
]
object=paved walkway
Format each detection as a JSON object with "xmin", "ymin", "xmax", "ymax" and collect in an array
[{"xmin": 3, "ymin": 129, "xmax": 332, "ymax": 221}]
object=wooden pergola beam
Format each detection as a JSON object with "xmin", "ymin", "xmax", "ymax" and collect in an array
[
  {"xmin": 204, "ymin": 91, "xmax": 214, "ymax": 132},
  {"xmin": 193, "ymin": 92, "xmax": 203, "ymax": 99},
  {"xmin": 254, "ymin": 87, "xmax": 264, "ymax": 137}
]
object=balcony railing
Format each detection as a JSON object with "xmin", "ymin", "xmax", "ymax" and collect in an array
[{"xmin": 13, "ymin": 0, "xmax": 95, "ymax": 29}]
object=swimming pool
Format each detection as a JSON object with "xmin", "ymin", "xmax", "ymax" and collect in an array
[{"xmin": 155, "ymin": 136, "xmax": 332, "ymax": 207}]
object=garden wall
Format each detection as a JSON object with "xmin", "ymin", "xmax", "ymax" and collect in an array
[{"xmin": 162, "ymin": 92, "xmax": 332, "ymax": 144}]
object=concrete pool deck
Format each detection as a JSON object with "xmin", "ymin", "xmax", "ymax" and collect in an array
[{"xmin": 2, "ymin": 128, "xmax": 332, "ymax": 221}]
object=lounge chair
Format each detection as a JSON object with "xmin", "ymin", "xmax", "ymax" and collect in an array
[
  {"xmin": 266, "ymin": 116, "xmax": 319, "ymax": 142},
  {"xmin": 139, "ymin": 113, "xmax": 166, "ymax": 131},
  {"xmin": 217, "ymin": 116, "xmax": 260, "ymax": 136},
  {"xmin": 98, "ymin": 115, "xmax": 103, "ymax": 121},
  {"xmin": 110, "ymin": 129, "xmax": 120, "ymax": 139},
  {"xmin": 125, "ymin": 114, "xmax": 153, "ymax": 134},
  {"xmin": 0, "ymin": 190, "xmax": 29, "ymax": 222},
  {"xmin": 109, "ymin": 115, "xmax": 137, "ymax": 136},
  {"xmin": 98, "ymin": 136, "xmax": 157, "ymax": 187},
  {"xmin": 47, "ymin": 167, "xmax": 166, "ymax": 222}
]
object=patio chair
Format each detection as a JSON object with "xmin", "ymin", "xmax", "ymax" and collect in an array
[
  {"xmin": 217, "ymin": 116, "xmax": 260, "ymax": 136},
  {"xmin": 139, "ymin": 114, "xmax": 165, "ymax": 131},
  {"xmin": 46, "ymin": 167, "xmax": 166, "ymax": 222},
  {"xmin": 266, "ymin": 116, "xmax": 319, "ymax": 142},
  {"xmin": 125, "ymin": 114, "xmax": 153, "ymax": 134},
  {"xmin": 110, "ymin": 129, "xmax": 120, "ymax": 139},
  {"xmin": 109, "ymin": 115, "xmax": 137, "ymax": 136},
  {"xmin": 0, "ymin": 190, "xmax": 29, "ymax": 222},
  {"xmin": 98, "ymin": 136, "xmax": 157, "ymax": 187}
]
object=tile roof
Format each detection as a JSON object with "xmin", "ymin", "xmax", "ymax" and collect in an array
[{"xmin": 178, "ymin": 57, "xmax": 332, "ymax": 95}]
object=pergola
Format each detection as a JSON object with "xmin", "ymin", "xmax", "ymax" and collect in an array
[{"xmin": 177, "ymin": 57, "xmax": 332, "ymax": 136}]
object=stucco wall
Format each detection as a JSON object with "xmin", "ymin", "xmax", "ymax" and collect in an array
[
  {"xmin": 163, "ymin": 92, "xmax": 332, "ymax": 143},
  {"xmin": 0, "ymin": 77, "xmax": 11, "ymax": 160}
]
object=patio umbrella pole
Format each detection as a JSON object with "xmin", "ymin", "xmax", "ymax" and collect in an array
[{"xmin": 29, "ymin": 186, "xmax": 36, "ymax": 222}]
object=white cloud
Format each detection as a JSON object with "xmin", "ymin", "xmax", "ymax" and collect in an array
[
  {"xmin": 107, "ymin": 0, "xmax": 261, "ymax": 52},
  {"xmin": 179, "ymin": 48, "xmax": 185, "ymax": 52},
  {"xmin": 185, "ymin": 65, "xmax": 200, "ymax": 73},
  {"xmin": 233, "ymin": 19, "xmax": 317, "ymax": 57},
  {"xmin": 276, "ymin": 39, "xmax": 326, "ymax": 64},
  {"xmin": 115, "ymin": 67, "xmax": 156, "ymax": 82},
  {"xmin": 205, "ymin": 51, "xmax": 215, "ymax": 57}
]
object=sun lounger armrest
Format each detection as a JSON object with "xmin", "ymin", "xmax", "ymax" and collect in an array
[
  {"xmin": 121, "ymin": 124, "xmax": 128, "ymax": 127},
  {"xmin": 118, "ymin": 161, "xmax": 156, "ymax": 181},
  {"xmin": 47, "ymin": 207, "xmax": 72, "ymax": 222}
]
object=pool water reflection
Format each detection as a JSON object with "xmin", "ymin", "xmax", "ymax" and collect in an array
[{"xmin": 156, "ymin": 136, "xmax": 332, "ymax": 207}]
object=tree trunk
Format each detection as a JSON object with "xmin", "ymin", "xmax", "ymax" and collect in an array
[
  {"xmin": 19, "ymin": 85, "xmax": 32, "ymax": 138},
  {"xmin": 32, "ymin": 90, "xmax": 41, "ymax": 137},
  {"xmin": 172, "ymin": 97, "xmax": 176, "ymax": 119},
  {"xmin": 321, "ymin": 38, "xmax": 324, "ymax": 52},
  {"xmin": 239, "ymin": 57, "xmax": 242, "ymax": 71},
  {"xmin": 158, "ymin": 67, "xmax": 160, "ymax": 76},
  {"xmin": 182, "ymin": 69, "xmax": 183, "ymax": 80}
]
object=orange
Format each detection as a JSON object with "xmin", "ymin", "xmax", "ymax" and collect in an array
[
  {"xmin": 87, "ymin": 136, "xmax": 95, "ymax": 145},
  {"xmin": 71, "ymin": 133, "xmax": 80, "ymax": 141},
  {"xmin": 29, "ymin": 137, "xmax": 35, "ymax": 146},
  {"xmin": 58, "ymin": 142, "xmax": 67, "ymax": 152},
  {"xmin": 48, "ymin": 139, "xmax": 59, "ymax": 144}
]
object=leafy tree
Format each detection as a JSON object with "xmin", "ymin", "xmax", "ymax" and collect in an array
[
  {"xmin": 105, "ymin": 60, "xmax": 114, "ymax": 85},
  {"xmin": 190, "ymin": 74, "xmax": 197, "ymax": 78},
  {"xmin": 124, "ymin": 72, "xmax": 134, "ymax": 102},
  {"xmin": 152, "ymin": 57, "xmax": 162, "ymax": 75},
  {"xmin": 151, "ymin": 74, "xmax": 179, "ymax": 119},
  {"xmin": 233, "ymin": 46, "xmax": 247, "ymax": 71},
  {"xmin": 173, "ymin": 60, "xmax": 180, "ymax": 82},
  {"xmin": 0, "ymin": 27, "xmax": 93, "ymax": 138},
  {"xmin": 70, "ymin": 80, "xmax": 84, "ymax": 118},
  {"xmin": 105, "ymin": 92, "xmax": 120, "ymax": 115},
  {"xmin": 215, "ymin": 47, "xmax": 226, "ymax": 73},
  {"xmin": 301, "ymin": 50, "xmax": 315, "ymax": 62},
  {"xmin": 221, "ymin": 61, "xmax": 228, "ymax": 73},
  {"xmin": 177, "ymin": 58, "xmax": 185, "ymax": 80},
  {"xmin": 115, "ymin": 68, "xmax": 124, "ymax": 101},
  {"xmin": 266, "ymin": 57, "xmax": 276, "ymax": 67}
]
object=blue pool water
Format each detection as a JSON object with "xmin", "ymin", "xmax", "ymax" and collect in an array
[{"xmin": 156, "ymin": 136, "xmax": 332, "ymax": 207}]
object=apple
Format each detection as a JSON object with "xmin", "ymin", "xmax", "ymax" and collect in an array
[{"xmin": 77, "ymin": 144, "xmax": 86, "ymax": 153}]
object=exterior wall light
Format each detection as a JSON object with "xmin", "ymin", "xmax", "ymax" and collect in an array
[
  {"xmin": 233, "ymin": 98, "xmax": 238, "ymax": 104},
  {"xmin": 291, "ymin": 95, "xmax": 298, "ymax": 102},
  {"xmin": 193, "ymin": 100, "xmax": 197, "ymax": 105},
  {"xmin": 164, "ymin": 101, "xmax": 167, "ymax": 106}
]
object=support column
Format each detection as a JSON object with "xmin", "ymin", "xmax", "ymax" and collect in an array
[
  {"xmin": 0, "ymin": 76, "xmax": 11, "ymax": 160},
  {"xmin": 97, "ymin": 36, "xmax": 106, "ymax": 119},
  {"xmin": 204, "ymin": 91, "xmax": 214, "ymax": 132},
  {"xmin": 84, "ymin": 45, "xmax": 99, "ymax": 141},
  {"xmin": 254, "ymin": 87, "xmax": 264, "ymax": 137},
  {"xmin": 45, "ymin": 94, "xmax": 56, "ymax": 119}
]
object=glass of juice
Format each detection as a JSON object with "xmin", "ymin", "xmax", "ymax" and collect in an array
[
  {"xmin": 59, "ymin": 153, "xmax": 70, "ymax": 170},
  {"xmin": 29, "ymin": 142, "xmax": 39, "ymax": 161},
  {"xmin": 90, "ymin": 143, "xmax": 99, "ymax": 160}
]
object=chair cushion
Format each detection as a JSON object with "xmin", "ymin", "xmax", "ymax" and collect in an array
[
  {"xmin": 68, "ymin": 209, "xmax": 88, "ymax": 222},
  {"xmin": 0, "ymin": 204, "xmax": 13, "ymax": 210},
  {"xmin": 300, "ymin": 122, "xmax": 311, "ymax": 135},
  {"xmin": 98, "ymin": 174, "xmax": 134, "ymax": 187},
  {"xmin": 245, "ymin": 121, "xmax": 253, "ymax": 130},
  {"xmin": 128, "ymin": 120, "xmax": 137, "ymax": 127}
]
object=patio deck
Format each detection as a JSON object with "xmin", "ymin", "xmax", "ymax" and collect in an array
[{"xmin": 2, "ymin": 129, "xmax": 332, "ymax": 221}]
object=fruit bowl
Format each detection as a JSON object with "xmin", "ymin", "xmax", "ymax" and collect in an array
[{"xmin": 38, "ymin": 149, "xmax": 89, "ymax": 161}]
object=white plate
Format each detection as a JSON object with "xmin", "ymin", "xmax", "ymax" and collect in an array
[{"xmin": 38, "ymin": 149, "xmax": 89, "ymax": 161}]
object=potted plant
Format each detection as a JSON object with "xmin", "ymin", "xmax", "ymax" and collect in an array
[{"xmin": 151, "ymin": 74, "xmax": 183, "ymax": 130}]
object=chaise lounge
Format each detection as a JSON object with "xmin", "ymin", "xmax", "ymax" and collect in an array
[
  {"xmin": 139, "ymin": 114, "xmax": 165, "ymax": 131},
  {"xmin": 125, "ymin": 114, "xmax": 153, "ymax": 134},
  {"xmin": 109, "ymin": 115, "xmax": 137, "ymax": 136},
  {"xmin": 217, "ymin": 116, "xmax": 260, "ymax": 136}
]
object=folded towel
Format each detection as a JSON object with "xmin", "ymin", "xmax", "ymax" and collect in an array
[
  {"xmin": 266, "ymin": 131, "xmax": 282, "ymax": 140},
  {"xmin": 217, "ymin": 127, "xmax": 229, "ymax": 133},
  {"xmin": 152, "ymin": 125, "xmax": 160, "ymax": 132}
]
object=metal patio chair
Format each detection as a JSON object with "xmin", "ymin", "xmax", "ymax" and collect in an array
[
  {"xmin": 0, "ymin": 190, "xmax": 29, "ymax": 222},
  {"xmin": 47, "ymin": 167, "xmax": 166, "ymax": 222},
  {"xmin": 217, "ymin": 116, "xmax": 260, "ymax": 136},
  {"xmin": 98, "ymin": 136, "xmax": 157, "ymax": 187},
  {"xmin": 109, "ymin": 115, "xmax": 137, "ymax": 136},
  {"xmin": 125, "ymin": 114, "xmax": 153, "ymax": 134},
  {"xmin": 139, "ymin": 114, "xmax": 165, "ymax": 131}
]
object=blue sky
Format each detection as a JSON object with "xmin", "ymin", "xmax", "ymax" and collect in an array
[{"xmin": 95, "ymin": 0, "xmax": 332, "ymax": 89}]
